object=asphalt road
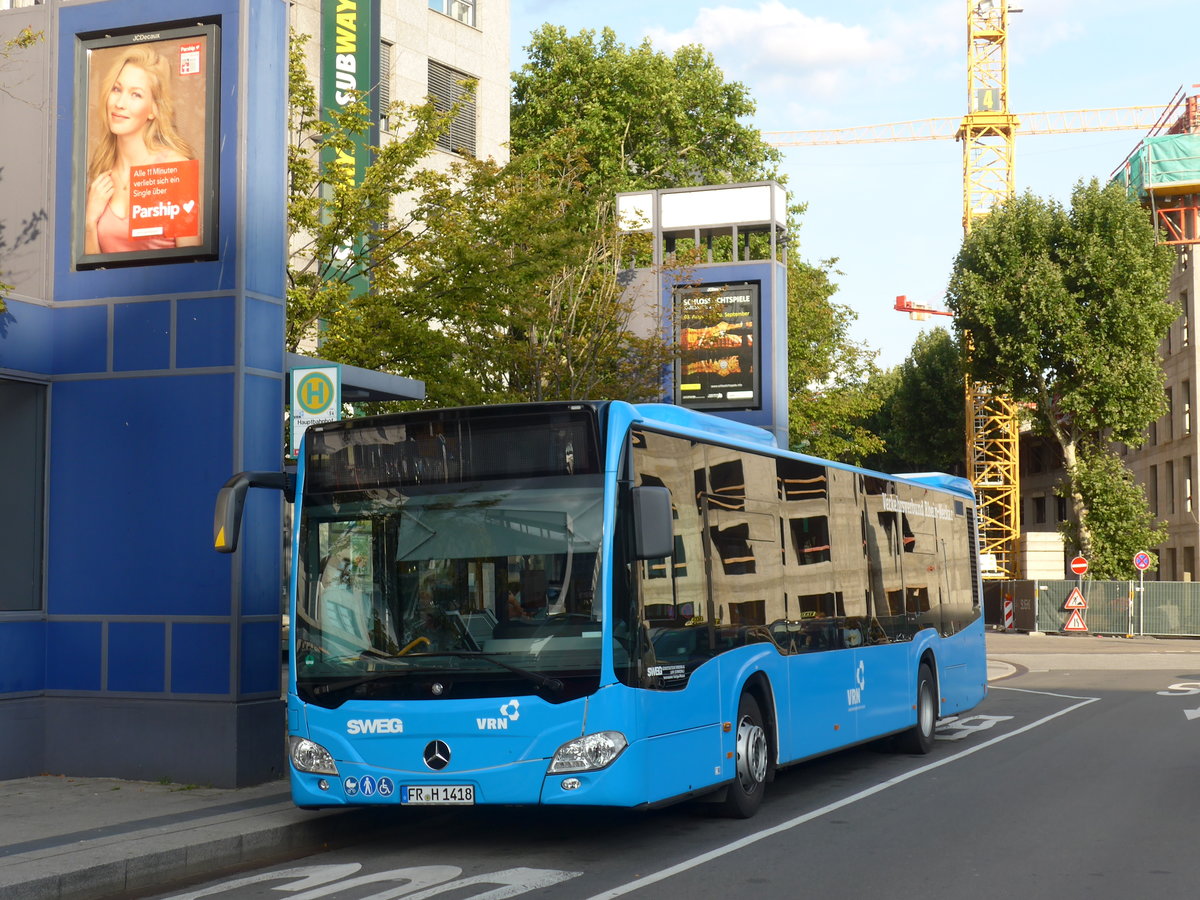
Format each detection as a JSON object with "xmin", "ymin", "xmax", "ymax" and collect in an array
[{"xmin": 149, "ymin": 634, "xmax": 1200, "ymax": 900}]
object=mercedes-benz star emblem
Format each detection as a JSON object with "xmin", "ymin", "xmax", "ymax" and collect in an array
[{"xmin": 423, "ymin": 740, "xmax": 451, "ymax": 770}]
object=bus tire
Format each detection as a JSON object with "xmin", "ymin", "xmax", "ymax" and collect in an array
[
  {"xmin": 722, "ymin": 693, "xmax": 769, "ymax": 818},
  {"xmin": 896, "ymin": 662, "xmax": 936, "ymax": 754}
]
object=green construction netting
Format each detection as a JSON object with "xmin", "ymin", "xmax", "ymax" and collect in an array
[{"xmin": 1113, "ymin": 133, "xmax": 1200, "ymax": 198}]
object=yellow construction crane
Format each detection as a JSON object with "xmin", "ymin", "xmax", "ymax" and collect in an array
[{"xmin": 763, "ymin": 0, "xmax": 1167, "ymax": 580}]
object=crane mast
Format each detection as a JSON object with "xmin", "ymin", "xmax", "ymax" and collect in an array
[{"xmin": 959, "ymin": 0, "xmax": 1022, "ymax": 579}]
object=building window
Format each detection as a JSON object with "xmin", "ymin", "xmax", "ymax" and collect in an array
[
  {"xmin": 429, "ymin": 0, "xmax": 476, "ymax": 27},
  {"xmin": 1033, "ymin": 496, "xmax": 1046, "ymax": 524},
  {"xmin": 1167, "ymin": 459, "xmax": 1176, "ymax": 514},
  {"xmin": 1187, "ymin": 456, "xmax": 1194, "ymax": 514},
  {"xmin": 1183, "ymin": 290, "xmax": 1191, "ymax": 348},
  {"xmin": 1184, "ymin": 380, "xmax": 1192, "ymax": 435},
  {"xmin": 428, "ymin": 60, "xmax": 477, "ymax": 157},
  {"xmin": 1149, "ymin": 464, "xmax": 1159, "ymax": 515},
  {"xmin": 1185, "ymin": 546, "xmax": 1195, "ymax": 583},
  {"xmin": 379, "ymin": 40, "xmax": 393, "ymax": 132},
  {"xmin": 1166, "ymin": 387, "xmax": 1174, "ymax": 440},
  {"xmin": 0, "ymin": 379, "xmax": 46, "ymax": 611},
  {"xmin": 1056, "ymin": 495, "xmax": 1067, "ymax": 522},
  {"xmin": 1028, "ymin": 443, "xmax": 1044, "ymax": 474}
]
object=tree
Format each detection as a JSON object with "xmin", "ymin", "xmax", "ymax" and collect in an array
[
  {"xmin": 863, "ymin": 328, "xmax": 965, "ymax": 475},
  {"xmin": 284, "ymin": 31, "xmax": 451, "ymax": 354},
  {"xmin": 317, "ymin": 151, "xmax": 673, "ymax": 406},
  {"xmin": 287, "ymin": 32, "xmax": 671, "ymax": 407},
  {"xmin": 511, "ymin": 25, "xmax": 780, "ymax": 195},
  {"xmin": 511, "ymin": 24, "xmax": 886, "ymax": 453},
  {"xmin": 786, "ymin": 255, "xmax": 884, "ymax": 463},
  {"xmin": 946, "ymin": 179, "xmax": 1176, "ymax": 572}
]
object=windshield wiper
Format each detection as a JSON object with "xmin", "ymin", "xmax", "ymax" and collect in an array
[
  {"xmin": 305, "ymin": 650, "xmax": 564, "ymax": 696},
  {"xmin": 414, "ymin": 650, "xmax": 565, "ymax": 694}
]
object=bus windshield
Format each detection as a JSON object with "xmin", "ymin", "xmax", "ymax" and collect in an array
[{"xmin": 295, "ymin": 478, "xmax": 606, "ymax": 706}]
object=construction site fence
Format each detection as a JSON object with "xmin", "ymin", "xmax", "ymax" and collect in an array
[{"xmin": 983, "ymin": 579, "xmax": 1200, "ymax": 637}]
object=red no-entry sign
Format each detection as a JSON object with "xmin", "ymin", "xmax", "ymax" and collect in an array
[{"xmin": 1070, "ymin": 556, "xmax": 1088, "ymax": 576}]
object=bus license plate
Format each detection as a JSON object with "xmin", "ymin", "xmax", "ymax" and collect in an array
[{"xmin": 401, "ymin": 785, "xmax": 475, "ymax": 805}]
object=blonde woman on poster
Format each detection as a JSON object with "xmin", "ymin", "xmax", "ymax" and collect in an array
[{"xmin": 83, "ymin": 46, "xmax": 201, "ymax": 254}]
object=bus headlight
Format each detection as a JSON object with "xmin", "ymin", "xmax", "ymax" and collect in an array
[
  {"xmin": 289, "ymin": 736, "xmax": 338, "ymax": 775},
  {"xmin": 548, "ymin": 731, "xmax": 627, "ymax": 773}
]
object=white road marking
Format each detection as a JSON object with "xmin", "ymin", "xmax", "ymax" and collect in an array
[
  {"xmin": 163, "ymin": 865, "xmax": 581, "ymax": 900},
  {"xmin": 586, "ymin": 688, "xmax": 1100, "ymax": 900}
]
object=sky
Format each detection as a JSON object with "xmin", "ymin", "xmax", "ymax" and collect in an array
[{"xmin": 509, "ymin": 0, "xmax": 1197, "ymax": 369}]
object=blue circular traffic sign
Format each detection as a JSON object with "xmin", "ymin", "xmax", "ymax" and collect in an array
[{"xmin": 1134, "ymin": 551, "xmax": 1152, "ymax": 571}]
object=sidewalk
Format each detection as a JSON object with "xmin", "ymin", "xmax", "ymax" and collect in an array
[
  {"xmin": 0, "ymin": 775, "xmax": 381, "ymax": 900},
  {"xmin": 3, "ymin": 631, "xmax": 1196, "ymax": 900}
]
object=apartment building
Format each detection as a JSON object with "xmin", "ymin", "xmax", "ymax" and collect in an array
[{"xmin": 290, "ymin": 0, "xmax": 510, "ymax": 166}]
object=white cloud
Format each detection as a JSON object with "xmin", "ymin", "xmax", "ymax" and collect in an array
[
  {"xmin": 647, "ymin": 2, "xmax": 881, "ymax": 97},
  {"xmin": 645, "ymin": 1, "xmax": 963, "ymax": 110}
]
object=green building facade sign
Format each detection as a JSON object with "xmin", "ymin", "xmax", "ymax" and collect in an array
[{"xmin": 320, "ymin": 0, "xmax": 379, "ymax": 289}]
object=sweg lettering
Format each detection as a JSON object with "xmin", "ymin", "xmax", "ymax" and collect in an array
[
  {"xmin": 346, "ymin": 717, "xmax": 404, "ymax": 735},
  {"xmin": 132, "ymin": 202, "xmax": 182, "ymax": 220}
]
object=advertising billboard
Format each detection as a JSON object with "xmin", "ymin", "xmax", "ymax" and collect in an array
[
  {"xmin": 321, "ymin": 0, "xmax": 379, "ymax": 294},
  {"xmin": 74, "ymin": 21, "xmax": 220, "ymax": 269},
  {"xmin": 675, "ymin": 281, "xmax": 761, "ymax": 411}
]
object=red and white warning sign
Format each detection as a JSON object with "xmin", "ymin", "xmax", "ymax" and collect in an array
[
  {"xmin": 1063, "ymin": 587, "xmax": 1088, "ymax": 609},
  {"xmin": 1063, "ymin": 608, "xmax": 1088, "ymax": 632}
]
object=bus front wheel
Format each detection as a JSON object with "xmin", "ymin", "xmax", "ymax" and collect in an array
[
  {"xmin": 722, "ymin": 693, "xmax": 769, "ymax": 818},
  {"xmin": 896, "ymin": 662, "xmax": 936, "ymax": 754}
]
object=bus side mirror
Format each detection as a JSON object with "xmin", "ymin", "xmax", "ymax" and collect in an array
[
  {"xmin": 632, "ymin": 485, "xmax": 674, "ymax": 561},
  {"xmin": 213, "ymin": 471, "xmax": 291, "ymax": 553}
]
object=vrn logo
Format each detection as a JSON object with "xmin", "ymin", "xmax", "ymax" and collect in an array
[
  {"xmin": 477, "ymin": 699, "xmax": 520, "ymax": 731},
  {"xmin": 847, "ymin": 660, "xmax": 866, "ymax": 709}
]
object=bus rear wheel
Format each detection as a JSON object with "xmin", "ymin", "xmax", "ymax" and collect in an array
[
  {"xmin": 722, "ymin": 693, "xmax": 769, "ymax": 818},
  {"xmin": 896, "ymin": 662, "xmax": 936, "ymax": 754}
]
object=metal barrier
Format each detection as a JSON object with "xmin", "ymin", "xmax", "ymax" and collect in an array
[{"xmin": 984, "ymin": 580, "xmax": 1200, "ymax": 637}]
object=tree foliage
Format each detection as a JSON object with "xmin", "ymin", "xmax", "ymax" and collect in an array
[
  {"xmin": 285, "ymin": 31, "xmax": 450, "ymax": 353},
  {"xmin": 786, "ymin": 255, "xmax": 884, "ymax": 463},
  {"xmin": 511, "ymin": 25, "xmax": 780, "ymax": 195},
  {"xmin": 317, "ymin": 151, "xmax": 673, "ymax": 406},
  {"xmin": 287, "ymin": 31, "xmax": 670, "ymax": 407},
  {"xmin": 1059, "ymin": 444, "xmax": 1165, "ymax": 580},
  {"xmin": 946, "ymin": 179, "xmax": 1176, "ymax": 566},
  {"xmin": 867, "ymin": 328, "xmax": 965, "ymax": 474},
  {"xmin": 893, "ymin": 328, "xmax": 965, "ymax": 472}
]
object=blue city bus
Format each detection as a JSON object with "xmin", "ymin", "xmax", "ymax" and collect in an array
[{"xmin": 215, "ymin": 401, "xmax": 987, "ymax": 817}]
